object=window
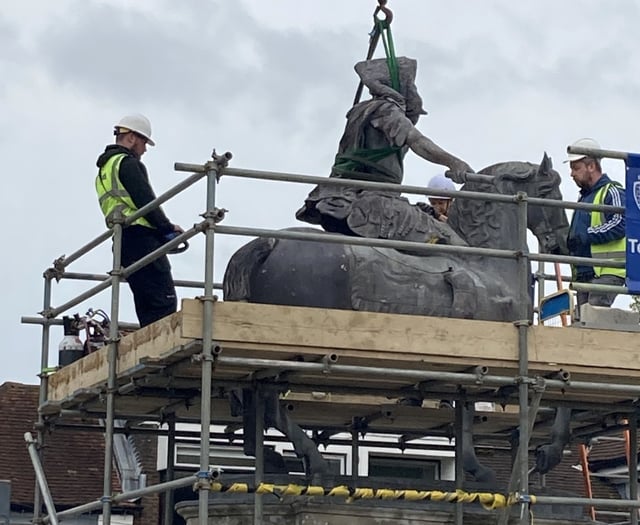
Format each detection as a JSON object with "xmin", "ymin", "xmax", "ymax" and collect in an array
[{"xmin": 368, "ymin": 454, "xmax": 440, "ymax": 482}]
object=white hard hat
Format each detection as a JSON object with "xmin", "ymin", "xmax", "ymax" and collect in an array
[
  {"xmin": 114, "ymin": 114, "xmax": 155, "ymax": 146},
  {"xmin": 427, "ymin": 174, "xmax": 456, "ymax": 200},
  {"xmin": 564, "ymin": 137, "xmax": 600, "ymax": 163}
]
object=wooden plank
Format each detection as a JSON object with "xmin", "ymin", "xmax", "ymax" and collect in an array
[
  {"xmin": 188, "ymin": 299, "xmax": 640, "ymax": 378},
  {"xmin": 183, "ymin": 299, "xmax": 518, "ymax": 360},
  {"xmin": 47, "ymin": 298, "xmax": 640, "ymax": 411},
  {"xmin": 48, "ymin": 311, "xmax": 190, "ymax": 401},
  {"xmin": 530, "ymin": 325, "xmax": 640, "ymax": 371}
]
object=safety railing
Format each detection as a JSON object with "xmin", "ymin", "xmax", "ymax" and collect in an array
[{"xmin": 20, "ymin": 149, "xmax": 638, "ymax": 525}]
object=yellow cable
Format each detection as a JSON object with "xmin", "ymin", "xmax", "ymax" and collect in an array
[{"xmin": 208, "ymin": 481, "xmax": 515, "ymax": 510}]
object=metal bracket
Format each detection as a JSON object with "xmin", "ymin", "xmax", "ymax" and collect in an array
[
  {"xmin": 515, "ymin": 491, "xmax": 533, "ymax": 504},
  {"xmin": 206, "ymin": 149, "xmax": 233, "ymax": 180},
  {"xmin": 514, "ymin": 191, "xmax": 528, "ymax": 203},
  {"xmin": 196, "ymin": 294, "xmax": 219, "ymax": 304},
  {"xmin": 473, "ymin": 365, "xmax": 489, "ymax": 384},
  {"xmin": 531, "ymin": 376, "xmax": 546, "ymax": 394},
  {"xmin": 194, "ymin": 470, "xmax": 213, "ymax": 491},
  {"xmin": 321, "ymin": 353, "xmax": 338, "ymax": 374},
  {"xmin": 44, "ymin": 263, "xmax": 64, "ymax": 282},
  {"xmin": 201, "ymin": 207, "xmax": 228, "ymax": 223}
]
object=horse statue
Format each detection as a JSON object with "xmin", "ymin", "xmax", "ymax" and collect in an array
[
  {"xmin": 221, "ymin": 154, "xmax": 571, "ymax": 483},
  {"xmin": 224, "ymin": 154, "xmax": 568, "ymax": 320}
]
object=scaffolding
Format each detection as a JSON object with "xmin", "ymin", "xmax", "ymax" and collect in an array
[{"xmin": 20, "ymin": 146, "xmax": 640, "ymax": 525}]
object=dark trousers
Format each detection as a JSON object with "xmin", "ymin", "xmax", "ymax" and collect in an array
[{"xmin": 121, "ymin": 226, "xmax": 177, "ymax": 327}]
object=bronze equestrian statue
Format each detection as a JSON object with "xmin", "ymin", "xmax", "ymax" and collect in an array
[{"xmin": 223, "ymin": 56, "xmax": 570, "ymax": 484}]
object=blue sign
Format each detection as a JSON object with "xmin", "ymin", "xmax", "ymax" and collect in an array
[{"xmin": 626, "ymin": 153, "xmax": 640, "ymax": 294}]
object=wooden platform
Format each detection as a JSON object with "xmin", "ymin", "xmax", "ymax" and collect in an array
[{"xmin": 42, "ymin": 299, "xmax": 640, "ymax": 445}]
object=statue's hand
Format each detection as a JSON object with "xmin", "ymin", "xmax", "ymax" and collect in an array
[{"xmin": 445, "ymin": 161, "xmax": 474, "ymax": 184}]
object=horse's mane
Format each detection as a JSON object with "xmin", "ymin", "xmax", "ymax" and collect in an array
[{"xmin": 450, "ymin": 160, "xmax": 556, "ymax": 248}]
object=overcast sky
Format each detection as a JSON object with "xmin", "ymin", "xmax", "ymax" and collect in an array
[{"xmin": 2, "ymin": 0, "xmax": 639, "ymax": 385}]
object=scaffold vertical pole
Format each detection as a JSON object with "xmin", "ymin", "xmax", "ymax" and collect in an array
[
  {"xmin": 163, "ymin": 415, "xmax": 176, "ymax": 525},
  {"xmin": 33, "ymin": 274, "xmax": 53, "ymax": 523},
  {"xmin": 516, "ymin": 193, "xmax": 531, "ymax": 525},
  {"xmin": 197, "ymin": 160, "xmax": 220, "ymax": 525},
  {"xmin": 254, "ymin": 390, "xmax": 265, "ymax": 525},
  {"xmin": 629, "ymin": 414, "xmax": 639, "ymax": 525},
  {"xmin": 454, "ymin": 399, "xmax": 464, "ymax": 525},
  {"xmin": 102, "ymin": 217, "xmax": 124, "ymax": 525}
]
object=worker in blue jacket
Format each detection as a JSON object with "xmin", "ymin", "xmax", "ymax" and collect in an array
[{"xmin": 565, "ymin": 138, "xmax": 626, "ymax": 319}]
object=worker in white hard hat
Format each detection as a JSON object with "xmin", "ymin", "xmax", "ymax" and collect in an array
[
  {"xmin": 565, "ymin": 137, "xmax": 626, "ymax": 318},
  {"xmin": 417, "ymin": 174, "xmax": 457, "ymax": 222},
  {"xmin": 95, "ymin": 114, "xmax": 183, "ymax": 327}
]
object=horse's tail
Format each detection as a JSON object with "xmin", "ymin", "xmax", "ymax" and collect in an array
[{"xmin": 223, "ymin": 236, "xmax": 278, "ymax": 300}]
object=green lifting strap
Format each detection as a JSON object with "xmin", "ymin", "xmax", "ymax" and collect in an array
[
  {"xmin": 375, "ymin": 18, "xmax": 400, "ymax": 92},
  {"xmin": 333, "ymin": 146, "xmax": 402, "ymax": 182}
]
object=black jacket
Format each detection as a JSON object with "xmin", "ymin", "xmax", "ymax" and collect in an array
[{"xmin": 96, "ymin": 145, "xmax": 174, "ymax": 235}]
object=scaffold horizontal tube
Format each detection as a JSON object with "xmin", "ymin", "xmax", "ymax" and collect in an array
[
  {"xmin": 44, "ymin": 474, "xmax": 198, "ymax": 523},
  {"xmin": 567, "ymin": 146, "xmax": 628, "ymax": 161},
  {"xmin": 214, "ymin": 224, "xmax": 624, "ymax": 269},
  {"xmin": 570, "ymin": 282, "xmax": 629, "ymax": 294},
  {"xmin": 174, "ymin": 164, "xmax": 623, "ymax": 213},
  {"xmin": 214, "ymin": 356, "xmax": 640, "ymax": 395},
  {"xmin": 49, "ymin": 272, "xmax": 220, "ymax": 290},
  {"xmin": 20, "ymin": 316, "xmax": 139, "ymax": 331},
  {"xmin": 530, "ymin": 494, "xmax": 640, "ymax": 510}
]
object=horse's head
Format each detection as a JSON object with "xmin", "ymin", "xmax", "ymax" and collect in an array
[{"xmin": 479, "ymin": 153, "xmax": 569, "ymax": 254}]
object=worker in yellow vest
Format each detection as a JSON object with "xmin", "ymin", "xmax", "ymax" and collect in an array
[
  {"xmin": 96, "ymin": 114, "xmax": 183, "ymax": 327},
  {"xmin": 565, "ymin": 138, "xmax": 626, "ymax": 319}
]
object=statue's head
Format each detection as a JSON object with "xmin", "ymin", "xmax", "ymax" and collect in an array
[{"xmin": 354, "ymin": 57, "xmax": 427, "ymax": 123}]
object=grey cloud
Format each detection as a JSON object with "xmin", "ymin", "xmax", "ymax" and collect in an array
[{"xmin": 31, "ymin": 0, "xmax": 360, "ymax": 135}]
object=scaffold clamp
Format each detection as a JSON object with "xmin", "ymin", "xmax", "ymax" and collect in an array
[
  {"xmin": 207, "ymin": 149, "xmax": 233, "ymax": 180},
  {"xmin": 532, "ymin": 376, "xmax": 546, "ymax": 393},
  {"xmin": 201, "ymin": 207, "xmax": 228, "ymax": 223},
  {"xmin": 515, "ymin": 492, "xmax": 534, "ymax": 504}
]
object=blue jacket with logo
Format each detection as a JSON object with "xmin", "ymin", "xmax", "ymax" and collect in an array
[{"xmin": 567, "ymin": 173, "xmax": 625, "ymax": 279}]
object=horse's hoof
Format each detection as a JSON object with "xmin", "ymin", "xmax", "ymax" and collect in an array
[
  {"xmin": 310, "ymin": 471, "xmax": 333, "ymax": 488},
  {"xmin": 263, "ymin": 448, "xmax": 288, "ymax": 474}
]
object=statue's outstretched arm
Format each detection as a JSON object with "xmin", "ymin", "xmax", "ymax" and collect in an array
[{"xmin": 406, "ymin": 128, "xmax": 473, "ymax": 179}]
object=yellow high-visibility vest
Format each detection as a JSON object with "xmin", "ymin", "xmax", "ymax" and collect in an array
[
  {"xmin": 590, "ymin": 182, "xmax": 625, "ymax": 278},
  {"xmin": 95, "ymin": 153, "xmax": 152, "ymax": 228}
]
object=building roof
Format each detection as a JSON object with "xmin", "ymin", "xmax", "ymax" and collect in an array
[{"xmin": 0, "ymin": 382, "xmax": 117, "ymax": 509}]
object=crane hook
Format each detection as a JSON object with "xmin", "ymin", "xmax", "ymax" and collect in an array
[{"xmin": 374, "ymin": 0, "xmax": 393, "ymax": 25}]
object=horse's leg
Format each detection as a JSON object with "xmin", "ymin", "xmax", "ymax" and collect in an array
[
  {"xmin": 236, "ymin": 388, "xmax": 287, "ymax": 473},
  {"xmin": 265, "ymin": 395, "xmax": 330, "ymax": 481},
  {"xmin": 534, "ymin": 407, "xmax": 571, "ymax": 474},
  {"xmin": 443, "ymin": 268, "xmax": 478, "ymax": 319},
  {"xmin": 461, "ymin": 402, "xmax": 497, "ymax": 484}
]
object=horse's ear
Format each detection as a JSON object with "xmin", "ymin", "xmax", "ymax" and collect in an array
[{"xmin": 538, "ymin": 152, "xmax": 553, "ymax": 176}]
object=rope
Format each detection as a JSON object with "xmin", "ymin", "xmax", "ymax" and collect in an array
[{"xmin": 208, "ymin": 482, "xmax": 515, "ymax": 510}]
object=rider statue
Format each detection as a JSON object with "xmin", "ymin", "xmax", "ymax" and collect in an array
[{"xmin": 296, "ymin": 56, "xmax": 472, "ymax": 246}]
